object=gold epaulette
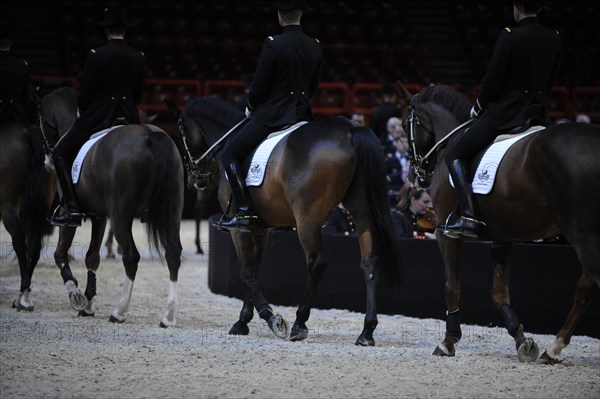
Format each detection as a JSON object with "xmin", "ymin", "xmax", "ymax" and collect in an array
[{"xmin": 504, "ymin": 27, "xmax": 511, "ymax": 33}]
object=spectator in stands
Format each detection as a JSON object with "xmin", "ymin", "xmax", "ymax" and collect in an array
[
  {"xmin": 50, "ymin": 5, "xmax": 146, "ymax": 226},
  {"xmin": 575, "ymin": 113, "xmax": 591, "ymax": 123},
  {"xmin": 214, "ymin": 0, "xmax": 323, "ymax": 232},
  {"xmin": 350, "ymin": 111, "xmax": 365, "ymax": 126},
  {"xmin": 371, "ymin": 84, "xmax": 403, "ymax": 139},
  {"xmin": 391, "ymin": 183, "xmax": 436, "ymax": 240},
  {"xmin": 383, "ymin": 117, "xmax": 410, "ymax": 191},
  {"xmin": 0, "ymin": 23, "xmax": 36, "ymax": 125},
  {"xmin": 322, "ymin": 203, "xmax": 355, "ymax": 235},
  {"xmin": 443, "ymin": 0, "xmax": 561, "ymax": 239}
]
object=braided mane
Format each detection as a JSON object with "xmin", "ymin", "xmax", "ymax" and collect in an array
[
  {"xmin": 417, "ymin": 85, "xmax": 472, "ymax": 123},
  {"xmin": 185, "ymin": 96, "xmax": 244, "ymax": 129}
]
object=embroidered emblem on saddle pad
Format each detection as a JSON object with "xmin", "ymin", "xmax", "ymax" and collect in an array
[
  {"xmin": 450, "ymin": 126, "xmax": 545, "ymax": 195},
  {"xmin": 72, "ymin": 126, "xmax": 121, "ymax": 184},
  {"xmin": 246, "ymin": 121, "xmax": 307, "ymax": 187}
]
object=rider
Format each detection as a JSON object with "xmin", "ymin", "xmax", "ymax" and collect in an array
[
  {"xmin": 50, "ymin": 5, "xmax": 146, "ymax": 226},
  {"xmin": 0, "ymin": 23, "xmax": 36, "ymax": 125},
  {"xmin": 214, "ymin": 0, "xmax": 322, "ymax": 232},
  {"xmin": 442, "ymin": 0, "xmax": 561, "ymax": 239}
]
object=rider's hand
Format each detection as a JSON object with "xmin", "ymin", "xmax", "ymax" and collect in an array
[
  {"xmin": 245, "ymin": 106, "xmax": 252, "ymax": 118},
  {"xmin": 470, "ymin": 105, "xmax": 481, "ymax": 119}
]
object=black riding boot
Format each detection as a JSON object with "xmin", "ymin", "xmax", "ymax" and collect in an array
[
  {"xmin": 443, "ymin": 159, "xmax": 484, "ymax": 239},
  {"xmin": 50, "ymin": 157, "xmax": 83, "ymax": 227},
  {"xmin": 212, "ymin": 163, "xmax": 256, "ymax": 232}
]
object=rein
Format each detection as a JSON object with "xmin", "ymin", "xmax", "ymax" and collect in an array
[
  {"xmin": 177, "ymin": 114, "xmax": 247, "ymax": 190},
  {"xmin": 407, "ymin": 98, "xmax": 474, "ymax": 183},
  {"xmin": 37, "ymin": 105, "xmax": 56, "ymax": 156}
]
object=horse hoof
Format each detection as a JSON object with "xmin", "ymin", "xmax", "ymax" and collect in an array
[
  {"xmin": 159, "ymin": 321, "xmax": 168, "ymax": 328},
  {"xmin": 433, "ymin": 344, "xmax": 455, "ymax": 357},
  {"xmin": 69, "ymin": 290, "xmax": 88, "ymax": 312},
  {"xmin": 539, "ymin": 350, "xmax": 563, "ymax": 365},
  {"xmin": 517, "ymin": 337, "xmax": 540, "ymax": 362},
  {"xmin": 108, "ymin": 314, "xmax": 125, "ymax": 323},
  {"xmin": 228, "ymin": 321, "xmax": 250, "ymax": 335},
  {"xmin": 268, "ymin": 314, "xmax": 289, "ymax": 339},
  {"xmin": 355, "ymin": 336, "xmax": 375, "ymax": 347},
  {"xmin": 12, "ymin": 300, "xmax": 34, "ymax": 312},
  {"xmin": 78, "ymin": 310, "xmax": 95, "ymax": 317},
  {"xmin": 289, "ymin": 326, "xmax": 308, "ymax": 342}
]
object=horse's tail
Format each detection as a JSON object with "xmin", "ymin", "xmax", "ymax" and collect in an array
[
  {"xmin": 21, "ymin": 126, "xmax": 54, "ymax": 242},
  {"xmin": 350, "ymin": 126, "xmax": 402, "ymax": 287},
  {"xmin": 144, "ymin": 129, "xmax": 183, "ymax": 256}
]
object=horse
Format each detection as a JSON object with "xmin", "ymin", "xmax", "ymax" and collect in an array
[
  {"xmin": 103, "ymin": 109, "xmax": 215, "ymax": 256},
  {"xmin": 399, "ymin": 83, "xmax": 600, "ymax": 363},
  {"xmin": 175, "ymin": 96, "xmax": 401, "ymax": 345},
  {"xmin": 0, "ymin": 121, "xmax": 54, "ymax": 310},
  {"xmin": 39, "ymin": 87, "xmax": 185, "ymax": 327}
]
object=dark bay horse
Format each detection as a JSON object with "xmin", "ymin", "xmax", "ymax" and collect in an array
[
  {"xmin": 0, "ymin": 122, "xmax": 54, "ymax": 310},
  {"xmin": 39, "ymin": 87, "xmax": 184, "ymax": 327},
  {"xmin": 400, "ymin": 84, "xmax": 599, "ymax": 362},
  {"xmin": 177, "ymin": 97, "xmax": 401, "ymax": 345}
]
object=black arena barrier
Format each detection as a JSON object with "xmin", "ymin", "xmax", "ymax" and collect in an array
[{"xmin": 208, "ymin": 220, "xmax": 599, "ymax": 339}]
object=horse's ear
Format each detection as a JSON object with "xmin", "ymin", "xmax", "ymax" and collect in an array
[
  {"xmin": 395, "ymin": 80, "xmax": 412, "ymax": 102},
  {"xmin": 164, "ymin": 98, "xmax": 180, "ymax": 115}
]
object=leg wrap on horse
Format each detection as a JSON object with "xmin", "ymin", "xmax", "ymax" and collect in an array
[
  {"xmin": 250, "ymin": 291, "xmax": 272, "ymax": 321},
  {"xmin": 60, "ymin": 264, "xmax": 76, "ymax": 285},
  {"xmin": 84, "ymin": 270, "xmax": 97, "ymax": 301},
  {"xmin": 445, "ymin": 310, "xmax": 462, "ymax": 340},
  {"xmin": 500, "ymin": 304, "xmax": 520, "ymax": 336}
]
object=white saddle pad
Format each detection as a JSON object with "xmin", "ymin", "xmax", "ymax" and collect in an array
[
  {"xmin": 450, "ymin": 126, "xmax": 545, "ymax": 195},
  {"xmin": 72, "ymin": 126, "xmax": 120, "ymax": 184},
  {"xmin": 246, "ymin": 122, "xmax": 307, "ymax": 187}
]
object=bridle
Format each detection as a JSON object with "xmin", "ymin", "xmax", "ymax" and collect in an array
[
  {"xmin": 406, "ymin": 95, "xmax": 474, "ymax": 185},
  {"xmin": 37, "ymin": 103, "xmax": 59, "ymax": 156},
  {"xmin": 177, "ymin": 114, "xmax": 247, "ymax": 190}
]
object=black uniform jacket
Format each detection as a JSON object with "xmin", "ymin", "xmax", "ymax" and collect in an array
[
  {"xmin": 77, "ymin": 39, "xmax": 146, "ymax": 130},
  {"xmin": 0, "ymin": 50, "xmax": 33, "ymax": 124},
  {"xmin": 247, "ymin": 25, "xmax": 322, "ymax": 128},
  {"xmin": 476, "ymin": 17, "xmax": 561, "ymax": 130}
]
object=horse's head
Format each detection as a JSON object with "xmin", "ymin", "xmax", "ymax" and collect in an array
[
  {"xmin": 38, "ymin": 87, "xmax": 77, "ymax": 148},
  {"xmin": 398, "ymin": 83, "xmax": 472, "ymax": 189}
]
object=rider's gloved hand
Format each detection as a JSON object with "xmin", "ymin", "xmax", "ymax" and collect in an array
[
  {"xmin": 470, "ymin": 103, "xmax": 483, "ymax": 119},
  {"xmin": 245, "ymin": 106, "xmax": 252, "ymax": 118}
]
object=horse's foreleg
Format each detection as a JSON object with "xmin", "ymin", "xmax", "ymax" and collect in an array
[
  {"xmin": 159, "ymin": 223, "xmax": 182, "ymax": 328},
  {"xmin": 433, "ymin": 237, "xmax": 463, "ymax": 357},
  {"xmin": 54, "ymin": 225, "xmax": 88, "ymax": 311},
  {"xmin": 354, "ymin": 231, "xmax": 378, "ymax": 346},
  {"xmin": 79, "ymin": 217, "xmax": 107, "ymax": 317},
  {"xmin": 109, "ymin": 222, "xmax": 139, "ymax": 323},
  {"xmin": 194, "ymin": 192, "xmax": 204, "ymax": 254},
  {"xmin": 229, "ymin": 296, "xmax": 254, "ymax": 335},
  {"xmin": 490, "ymin": 242, "xmax": 539, "ymax": 361},
  {"xmin": 231, "ymin": 230, "xmax": 288, "ymax": 338},
  {"xmin": 540, "ymin": 272, "xmax": 598, "ymax": 364}
]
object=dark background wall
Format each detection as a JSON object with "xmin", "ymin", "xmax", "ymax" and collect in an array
[{"xmin": 209, "ymin": 224, "xmax": 600, "ymax": 339}]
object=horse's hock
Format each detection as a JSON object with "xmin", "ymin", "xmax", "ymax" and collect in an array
[{"xmin": 208, "ymin": 219, "xmax": 600, "ymax": 339}]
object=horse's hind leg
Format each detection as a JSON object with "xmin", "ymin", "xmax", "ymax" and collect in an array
[
  {"xmin": 109, "ymin": 218, "xmax": 139, "ymax": 323},
  {"xmin": 54, "ymin": 225, "xmax": 88, "ymax": 311},
  {"xmin": 79, "ymin": 217, "xmax": 107, "ymax": 317},
  {"xmin": 290, "ymin": 222, "xmax": 328, "ymax": 342},
  {"xmin": 490, "ymin": 242, "xmax": 540, "ymax": 361},
  {"xmin": 3, "ymin": 209, "xmax": 32, "ymax": 310},
  {"xmin": 159, "ymin": 218, "xmax": 182, "ymax": 328},
  {"xmin": 540, "ymin": 236, "xmax": 600, "ymax": 363}
]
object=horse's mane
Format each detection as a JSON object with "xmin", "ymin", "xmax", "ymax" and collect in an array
[
  {"xmin": 417, "ymin": 85, "xmax": 472, "ymax": 123},
  {"xmin": 185, "ymin": 96, "xmax": 244, "ymax": 129}
]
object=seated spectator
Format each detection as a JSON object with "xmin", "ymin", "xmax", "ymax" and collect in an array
[
  {"xmin": 350, "ymin": 111, "xmax": 366, "ymax": 126},
  {"xmin": 383, "ymin": 116, "xmax": 410, "ymax": 192},
  {"xmin": 371, "ymin": 84, "xmax": 403, "ymax": 139},
  {"xmin": 322, "ymin": 203, "xmax": 355, "ymax": 236},
  {"xmin": 391, "ymin": 184, "xmax": 436, "ymax": 240}
]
